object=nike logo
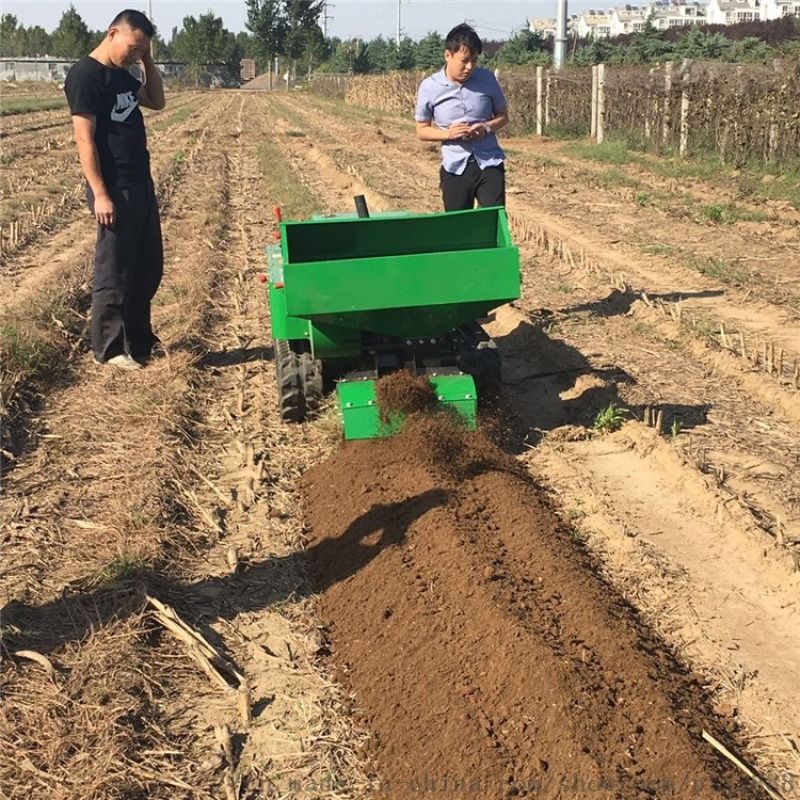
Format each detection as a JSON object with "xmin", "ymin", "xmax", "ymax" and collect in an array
[{"xmin": 110, "ymin": 91, "xmax": 138, "ymax": 123}]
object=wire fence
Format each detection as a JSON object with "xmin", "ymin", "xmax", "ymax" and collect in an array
[{"xmin": 310, "ymin": 60, "xmax": 800, "ymax": 168}]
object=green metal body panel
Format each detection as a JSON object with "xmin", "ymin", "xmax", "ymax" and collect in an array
[
  {"xmin": 266, "ymin": 242, "xmax": 310, "ymax": 342},
  {"xmin": 268, "ymin": 206, "xmax": 520, "ymax": 350},
  {"xmin": 338, "ymin": 374, "xmax": 477, "ymax": 441},
  {"xmin": 284, "ymin": 249, "xmax": 519, "ymax": 339}
]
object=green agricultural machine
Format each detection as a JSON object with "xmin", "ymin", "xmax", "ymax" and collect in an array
[{"xmin": 264, "ymin": 200, "xmax": 520, "ymax": 440}]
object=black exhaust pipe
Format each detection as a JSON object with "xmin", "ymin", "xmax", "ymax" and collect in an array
[{"xmin": 354, "ymin": 194, "xmax": 370, "ymax": 218}]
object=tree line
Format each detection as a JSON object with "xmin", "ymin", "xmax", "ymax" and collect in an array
[
  {"xmin": 2, "ymin": 4, "xmax": 799, "ymax": 75},
  {"xmin": 0, "ymin": 1, "xmax": 325, "ymax": 74}
]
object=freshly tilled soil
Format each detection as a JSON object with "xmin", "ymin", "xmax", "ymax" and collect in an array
[
  {"xmin": 303, "ymin": 417, "xmax": 759, "ymax": 799},
  {"xmin": 375, "ymin": 371, "xmax": 438, "ymax": 423}
]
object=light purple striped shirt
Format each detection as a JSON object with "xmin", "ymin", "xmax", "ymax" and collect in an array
[{"xmin": 415, "ymin": 67, "xmax": 507, "ymax": 176}]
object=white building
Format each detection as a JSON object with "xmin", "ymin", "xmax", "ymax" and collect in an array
[
  {"xmin": 649, "ymin": 0, "xmax": 706, "ymax": 29},
  {"xmin": 528, "ymin": 17, "xmax": 557, "ymax": 37},
  {"xmin": 576, "ymin": 10, "xmax": 613, "ymax": 38},
  {"xmin": 762, "ymin": 0, "xmax": 800, "ymax": 18},
  {"xmin": 707, "ymin": 0, "xmax": 762, "ymax": 23},
  {"xmin": 609, "ymin": 5, "xmax": 651, "ymax": 34}
]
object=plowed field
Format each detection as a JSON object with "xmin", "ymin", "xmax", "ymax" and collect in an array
[{"xmin": 1, "ymin": 88, "xmax": 797, "ymax": 800}]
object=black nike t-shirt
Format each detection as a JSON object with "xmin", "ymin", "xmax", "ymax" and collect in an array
[{"xmin": 64, "ymin": 55, "xmax": 150, "ymax": 188}]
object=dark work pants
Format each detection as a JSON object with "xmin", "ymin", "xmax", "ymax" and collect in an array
[
  {"xmin": 87, "ymin": 179, "xmax": 163, "ymax": 361},
  {"xmin": 440, "ymin": 160, "xmax": 506, "ymax": 212}
]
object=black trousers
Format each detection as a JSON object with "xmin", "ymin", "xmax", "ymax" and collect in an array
[
  {"xmin": 87, "ymin": 179, "xmax": 163, "ymax": 361},
  {"xmin": 440, "ymin": 160, "xmax": 506, "ymax": 212}
]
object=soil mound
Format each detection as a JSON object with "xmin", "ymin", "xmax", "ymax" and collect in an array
[
  {"xmin": 302, "ymin": 427, "xmax": 761, "ymax": 799},
  {"xmin": 375, "ymin": 371, "xmax": 438, "ymax": 423}
]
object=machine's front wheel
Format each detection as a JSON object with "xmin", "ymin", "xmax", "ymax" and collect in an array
[{"xmin": 274, "ymin": 340, "xmax": 324, "ymax": 423}]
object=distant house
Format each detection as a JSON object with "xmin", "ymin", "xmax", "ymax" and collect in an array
[
  {"xmin": 528, "ymin": 16, "xmax": 558, "ymax": 37},
  {"xmin": 609, "ymin": 5, "xmax": 650, "ymax": 34},
  {"xmin": 576, "ymin": 10, "xmax": 613, "ymax": 38},
  {"xmin": 762, "ymin": 0, "xmax": 800, "ymax": 18},
  {"xmin": 707, "ymin": 0, "xmax": 762, "ymax": 23},
  {"xmin": 240, "ymin": 58, "xmax": 256, "ymax": 82},
  {"xmin": 648, "ymin": 0, "xmax": 706, "ymax": 29}
]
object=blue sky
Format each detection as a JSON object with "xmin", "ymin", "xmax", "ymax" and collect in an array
[{"xmin": 2, "ymin": 0, "xmax": 598, "ymax": 41}]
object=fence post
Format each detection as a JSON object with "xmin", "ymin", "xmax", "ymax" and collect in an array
[
  {"xmin": 590, "ymin": 65, "xmax": 598, "ymax": 140},
  {"xmin": 732, "ymin": 64, "xmax": 743, "ymax": 161},
  {"xmin": 679, "ymin": 59, "xmax": 691, "ymax": 157},
  {"xmin": 596, "ymin": 63, "xmax": 606, "ymax": 145},
  {"xmin": 768, "ymin": 58, "xmax": 781, "ymax": 163},
  {"xmin": 662, "ymin": 61, "xmax": 673, "ymax": 146},
  {"xmin": 545, "ymin": 69, "xmax": 551, "ymax": 129},
  {"xmin": 644, "ymin": 66, "xmax": 655, "ymax": 142},
  {"xmin": 536, "ymin": 65, "xmax": 543, "ymax": 136}
]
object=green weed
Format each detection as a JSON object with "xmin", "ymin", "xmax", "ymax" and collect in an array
[
  {"xmin": 150, "ymin": 104, "xmax": 196, "ymax": 131},
  {"xmin": 568, "ymin": 498, "xmax": 586, "ymax": 520},
  {"xmin": 688, "ymin": 255, "xmax": 750, "ymax": 285},
  {"xmin": 702, "ymin": 204, "xmax": 725, "ymax": 223},
  {"xmin": 1, "ymin": 97, "xmax": 67, "ymax": 115},
  {"xmin": 257, "ymin": 139, "xmax": 319, "ymax": 219},
  {"xmin": 592, "ymin": 402, "xmax": 628, "ymax": 433},
  {"xmin": 593, "ymin": 168, "xmax": 640, "ymax": 190},
  {"xmin": 640, "ymin": 242, "xmax": 676, "ymax": 256},
  {"xmin": 700, "ymin": 202, "xmax": 769, "ymax": 224},
  {"xmin": 95, "ymin": 555, "xmax": 147, "ymax": 584},
  {"xmin": 0, "ymin": 323, "xmax": 63, "ymax": 378},
  {"xmin": 566, "ymin": 138, "xmax": 631, "ymax": 165}
]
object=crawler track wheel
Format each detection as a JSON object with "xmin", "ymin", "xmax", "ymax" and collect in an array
[{"xmin": 275, "ymin": 339, "xmax": 323, "ymax": 423}]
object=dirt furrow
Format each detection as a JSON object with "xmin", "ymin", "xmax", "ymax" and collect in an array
[
  {"xmin": 1, "ymin": 111, "xmax": 238, "ymax": 800},
  {"xmin": 145, "ymin": 92, "xmax": 372, "ymax": 798},
  {"xmin": 304, "ymin": 420, "xmax": 778, "ymax": 799},
  {"xmin": 0, "ymin": 91, "xmax": 369, "ymax": 800},
  {"xmin": 0, "ymin": 92, "xmax": 208, "ymax": 272},
  {"xmin": 0, "ymin": 92, "xmax": 227, "ymax": 306},
  {"xmin": 0, "ymin": 107, "xmax": 69, "ymax": 138}
]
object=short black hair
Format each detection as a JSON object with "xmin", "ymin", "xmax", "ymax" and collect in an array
[
  {"xmin": 109, "ymin": 9, "xmax": 155, "ymax": 38},
  {"xmin": 445, "ymin": 24, "xmax": 482, "ymax": 55}
]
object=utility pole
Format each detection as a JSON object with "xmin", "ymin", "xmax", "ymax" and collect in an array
[
  {"xmin": 321, "ymin": 0, "xmax": 333, "ymax": 39},
  {"xmin": 396, "ymin": 0, "xmax": 401, "ymax": 47},
  {"xmin": 145, "ymin": 0, "xmax": 157, "ymax": 61},
  {"xmin": 554, "ymin": 0, "xmax": 568, "ymax": 70}
]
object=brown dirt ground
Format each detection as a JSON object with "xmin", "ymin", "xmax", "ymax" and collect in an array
[{"xmin": 304, "ymin": 418, "xmax": 762, "ymax": 799}]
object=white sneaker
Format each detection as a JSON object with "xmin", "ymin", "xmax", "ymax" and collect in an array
[{"xmin": 94, "ymin": 354, "xmax": 144, "ymax": 370}]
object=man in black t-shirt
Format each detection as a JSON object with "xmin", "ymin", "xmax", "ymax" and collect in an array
[{"xmin": 65, "ymin": 9, "xmax": 165, "ymax": 370}]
